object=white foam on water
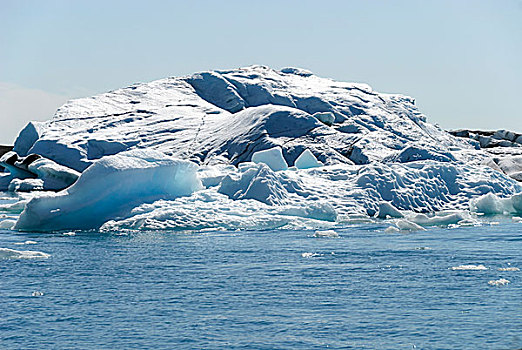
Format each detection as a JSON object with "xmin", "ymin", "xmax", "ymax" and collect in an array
[
  {"xmin": 450, "ymin": 264, "xmax": 488, "ymax": 271},
  {"xmin": 0, "ymin": 247, "xmax": 50, "ymax": 259}
]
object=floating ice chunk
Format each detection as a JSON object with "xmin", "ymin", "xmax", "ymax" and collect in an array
[
  {"xmin": 498, "ymin": 267, "xmax": 519, "ymax": 271},
  {"xmin": 294, "ymin": 149, "xmax": 323, "ymax": 169},
  {"xmin": 451, "ymin": 264, "xmax": 487, "ymax": 271},
  {"xmin": 313, "ymin": 112, "xmax": 335, "ymax": 126},
  {"xmin": 301, "ymin": 252, "xmax": 320, "ymax": 258},
  {"xmin": 0, "ymin": 220, "xmax": 16, "ymax": 230},
  {"xmin": 32, "ymin": 291, "xmax": 44, "ymax": 297},
  {"xmin": 395, "ymin": 219, "xmax": 426, "ymax": 231},
  {"xmin": 251, "ymin": 146, "xmax": 288, "ymax": 172},
  {"xmin": 376, "ymin": 202, "xmax": 403, "ymax": 219},
  {"xmin": 384, "ymin": 225, "xmax": 401, "ymax": 233},
  {"xmin": 406, "ymin": 211, "xmax": 468, "ymax": 227},
  {"xmin": 313, "ymin": 230, "xmax": 339, "ymax": 238},
  {"xmin": 470, "ymin": 193, "xmax": 522, "ymax": 215},
  {"xmin": 0, "ymin": 247, "xmax": 50, "ymax": 259},
  {"xmin": 15, "ymin": 150, "xmax": 202, "ymax": 232},
  {"xmin": 470, "ymin": 193, "xmax": 508, "ymax": 214},
  {"xmin": 13, "ymin": 240, "xmax": 37, "ymax": 245},
  {"xmin": 488, "ymin": 278, "xmax": 510, "ymax": 286}
]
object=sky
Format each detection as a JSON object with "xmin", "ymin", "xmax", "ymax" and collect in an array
[{"xmin": 0, "ymin": 0, "xmax": 520, "ymax": 144}]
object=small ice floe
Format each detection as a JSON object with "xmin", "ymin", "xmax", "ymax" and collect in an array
[
  {"xmin": 395, "ymin": 219, "xmax": 426, "ymax": 232},
  {"xmin": 313, "ymin": 230, "xmax": 339, "ymax": 238},
  {"xmin": 0, "ymin": 220, "xmax": 16, "ymax": 230},
  {"xmin": 384, "ymin": 219, "xmax": 426, "ymax": 233},
  {"xmin": 470, "ymin": 192, "xmax": 522, "ymax": 216},
  {"xmin": 488, "ymin": 278, "xmax": 510, "ymax": 286},
  {"xmin": 0, "ymin": 247, "xmax": 50, "ymax": 259},
  {"xmin": 414, "ymin": 247, "xmax": 432, "ymax": 250},
  {"xmin": 450, "ymin": 264, "xmax": 487, "ymax": 271},
  {"xmin": 13, "ymin": 240, "xmax": 37, "ymax": 245},
  {"xmin": 513, "ymin": 217, "xmax": 522, "ymax": 223},
  {"xmin": 62, "ymin": 231, "xmax": 76, "ymax": 236},
  {"xmin": 384, "ymin": 226, "xmax": 400, "ymax": 233},
  {"xmin": 301, "ymin": 252, "xmax": 320, "ymax": 258},
  {"xmin": 32, "ymin": 291, "xmax": 44, "ymax": 297},
  {"xmin": 498, "ymin": 267, "xmax": 519, "ymax": 271}
]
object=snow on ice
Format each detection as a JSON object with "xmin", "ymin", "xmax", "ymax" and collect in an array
[{"xmin": 0, "ymin": 65, "xmax": 521, "ymax": 232}]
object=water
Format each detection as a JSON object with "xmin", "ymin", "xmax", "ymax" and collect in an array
[{"xmin": 1, "ymin": 221, "xmax": 521, "ymax": 350}]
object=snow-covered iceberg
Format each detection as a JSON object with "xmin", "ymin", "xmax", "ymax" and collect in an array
[{"xmin": 1, "ymin": 65, "xmax": 521, "ymax": 232}]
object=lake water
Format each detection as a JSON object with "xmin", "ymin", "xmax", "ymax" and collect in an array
[{"xmin": 1, "ymin": 219, "xmax": 521, "ymax": 350}]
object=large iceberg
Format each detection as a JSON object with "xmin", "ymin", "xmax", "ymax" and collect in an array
[{"xmin": 1, "ymin": 65, "xmax": 521, "ymax": 232}]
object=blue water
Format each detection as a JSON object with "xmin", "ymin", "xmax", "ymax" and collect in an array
[{"xmin": 1, "ymin": 222, "xmax": 521, "ymax": 349}]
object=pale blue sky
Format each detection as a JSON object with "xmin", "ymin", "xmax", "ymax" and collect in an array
[{"xmin": 1, "ymin": 0, "xmax": 521, "ymax": 143}]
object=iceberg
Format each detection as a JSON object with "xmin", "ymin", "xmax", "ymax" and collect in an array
[
  {"xmin": 15, "ymin": 150, "xmax": 202, "ymax": 231},
  {"xmin": 1, "ymin": 65, "xmax": 521, "ymax": 232}
]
